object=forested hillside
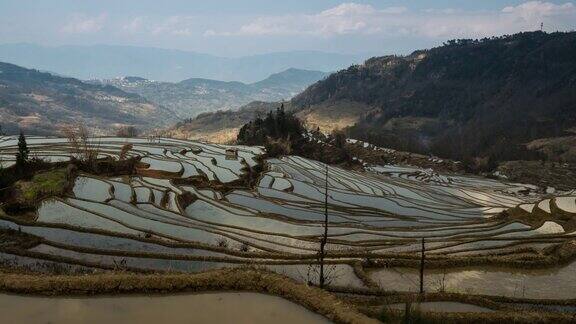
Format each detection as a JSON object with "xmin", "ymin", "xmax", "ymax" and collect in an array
[{"xmin": 292, "ymin": 31, "xmax": 576, "ymax": 165}]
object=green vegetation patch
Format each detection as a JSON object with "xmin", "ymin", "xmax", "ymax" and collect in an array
[{"xmin": 19, "ymin": 169, "xmax": 69, "ymax": 203}]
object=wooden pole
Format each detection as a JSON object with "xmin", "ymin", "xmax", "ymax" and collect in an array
[
  {"xmin": 420, "ymin": 237, "xmax": 425, "ymax": 294},
  {"xmin": 319, "ymin": 164, "xmax": 329, "ymax": 288}
]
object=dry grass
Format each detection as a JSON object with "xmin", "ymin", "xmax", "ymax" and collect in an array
[
  {"xmin": 172, "ymin": 127, "xmax": 240, "ymax": 144},
  {"xmin": 362, "ymin": 305, "xmax": 576, "ymax": 324},
  {"xmin": 344, "ymin": 291, "xmax": 576, "ymax": 323},
  {"xmin": 296, "ymin": 100, "xmax": 374, "ymax": 133}
]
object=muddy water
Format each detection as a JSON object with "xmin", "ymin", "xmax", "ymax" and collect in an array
[
  {"xmin": 369, "ymin": 261, "xmax": 576, "ymax": 299},
  {"xmin": 0, "ymin": 292, "xmax": 330, "ymax": 324}
]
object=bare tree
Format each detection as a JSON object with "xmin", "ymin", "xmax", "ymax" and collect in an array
[
  {"xmin": 300, "ymin": 263, "xmax": 339, "ymax": 287},
  {"xmin": 116, "ymin": 125, "xmax": 139, "ymax": 138},
  {"xmin": 60, "ymin": 123, "xmax": 100, "ymax": 163},
  {"xmin": 147, "ymin": 129, "xmax": 162, "ymax": 143},
  {"xmin": 319, "ymin": 164, "xmax": 329, "ymax": 288},
  {"xmin": 420, "ymin": 237, "xmax": 425, "ymax": 294},
  {"xmin": 119, "ymin": 143, "xmax": 133, "ymax": 160}
]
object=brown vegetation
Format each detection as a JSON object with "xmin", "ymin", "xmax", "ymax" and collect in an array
[
  {"xmin": 60, "ymin": 123, "xmax": 100, "ymax": 163},
  {"xmin": 497, "ymin": 160, "xmax": 576, "ymax": 191},
  {"xmin": 116, "ymin": 126, "xmax": 139, "ymax": 138}
]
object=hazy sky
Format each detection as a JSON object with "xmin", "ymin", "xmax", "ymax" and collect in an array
[{"xmin": 1, "ymin": 1, "xmax": 575, "ymax": 56}]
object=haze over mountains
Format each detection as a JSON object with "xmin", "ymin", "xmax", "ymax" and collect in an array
[
  {"xmin": 2, "ymin": 31, "xmax": 575, "ymax": 165},
  {"xmin": 0, "ymin": 43, "xmax": 361, "ymax": 83},
  {"xmin": 92, "ymin": 68, "xmax": 328, "ymax": 117},
  {"xmin": 0, "ymin": 59, "xmax": 328, "ymax": 135}
]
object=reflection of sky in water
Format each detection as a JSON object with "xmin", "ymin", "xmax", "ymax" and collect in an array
[
  {"xmin": 371, "ymin": 261, "xmax": 576, "ymax": 299},
  {"xmin": 2, "ymin": 136, "xmax": 575, "ymax": 294},
  {"xmin": 0, "ymin": 293, "xmax": 329, "ymax": 324}
]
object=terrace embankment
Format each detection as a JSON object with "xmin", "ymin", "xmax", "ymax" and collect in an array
[
  {"xmin": 2, "ymin": 156, "xmax": 140, "ymax": 208},
  {"xmin": 335, "ymin": 283, "xmax": 576, "ymax": 322},
  {"xmin": 2, "ymin": 205, "xmax": 575, "ymax": 271},
  {"xmin": 172, "ymin": 155, "xmax": 266, "ymax": 194},
  {"xmin": 0, "ymin": 267, "xmax": 377, "ymax": 324},
  {"xmin": 363, "ymin": 239, "xmax": 576, "ymax": 270},
  {"xmin": 0, "ymin": 265, "xmax": 574, "ymax": 323},
  {"xmin": 359, "ymin": 303, "xmax": 576, "ymax": 324},
  {"xmin": 345, "ymin": 141, "xmax": 463, "ymax": 174},
  {"xmin": 504, "ymin": 201, "xmax": 576, "ymax": 233}
]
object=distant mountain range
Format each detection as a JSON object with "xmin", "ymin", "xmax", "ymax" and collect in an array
[
  {"xmin": 174, "ymin": 31, "xmax": 576, "ymax": 165},
  {"xmin": 91, "ymin": 68, "xmax": 328, "ymax": 118},
  {"xmin": 0, "ymin": 62, "xmax": 176, "ymax": 135},
  {"xmin": 4, "ymin": 31, "xmax": 575, "ymax": 166},
  {"xmin": 0, "ymin": 43, "xmax": 363, "ymax": 83}
]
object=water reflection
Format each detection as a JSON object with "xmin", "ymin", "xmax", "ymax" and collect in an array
[{"xmin": 0, "ymin": 292, "xmax": 330, "ymax": 324}]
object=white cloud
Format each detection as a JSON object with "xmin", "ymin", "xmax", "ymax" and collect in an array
[
  {"xmin": 149, "ymin": 16, "xmax": 196, "ymax": 36},
  {"xmin": 204, "ymin": 1, "xmax": 576, "ymax": 39},
  {"xmin": 423, "ymin": 8, "xmax": 461, "ymax": 15},
  {"xmin": 123, "ymin": 16, "xmax": 146, "ymax": 33},
  {"xmin": 502, "ymin": 1, "xmax": 575, "ymax": 21},
  {"xmin": 61, "ymin": 13, "xmax": 108, "ymax": 34},
  {"xmin": 206, "ymin": 3, "xmax": 407, "ymax": 37}
]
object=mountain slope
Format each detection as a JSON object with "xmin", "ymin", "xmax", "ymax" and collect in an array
[
  {"xmin": 170, "ymin": 101, "xmax": 280, "ymax": 143},
  {"xmin": 95, "ymin": 68, "xmax": 328, "ymax": 118},
  {"xmin": 0, "ymin": 44, "xmax": 360, "ymax": 82},
  {"xmin": 173, "ymin": 31, "xmax": 576, "ymax": 167},
  {"xmin": 291, "ymin": 31, "xmax": 576, "ymax": 163},
  {"xmin": 252, "ymin": 68, "xmax": 328, "ymax": 90},
  {"xmin": 0, "ymin": 62, "xmax": 177, "ymax": 135}
]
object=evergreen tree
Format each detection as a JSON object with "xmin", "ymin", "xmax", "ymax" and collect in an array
[
  {"xmin": 15, "ymin": 131, "xmax": 29, "ymax": 167},
  {"xmin": 237, "ymin": 103, "xmax": 304, "ymax": 147}
]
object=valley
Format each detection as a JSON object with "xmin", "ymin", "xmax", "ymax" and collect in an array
[{"xmin": 92, "ymin": 68, "xmax": 328, "ymax": 118}]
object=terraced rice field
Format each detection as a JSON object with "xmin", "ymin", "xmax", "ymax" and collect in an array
[{"xmin": 1, "ymin": 136, "xmax": 575, "ymax": 296}]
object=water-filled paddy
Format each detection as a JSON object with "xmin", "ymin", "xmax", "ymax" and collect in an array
[
  {"xmin": 1, "ymin": 136, "xmax": 575, "ymax": 296},
  {"xmin": 0, "ymin": 292, "xmax": 330, "ymax": 324},
  {"xmin": 369, "ymin": 261, "xmax": 576, "ymax": 299}
]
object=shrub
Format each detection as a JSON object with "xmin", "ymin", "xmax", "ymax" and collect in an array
[
  {"xmin": 116, "ymin": 126, "xmax": 139, "ymax": 138},
  {"xmin": 239, "ymin": 243, "xmax": 250, "ymax": 252},
  {"xmin": 216, "ymin": 238, "xmax": 228, "ymax": 248}
]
